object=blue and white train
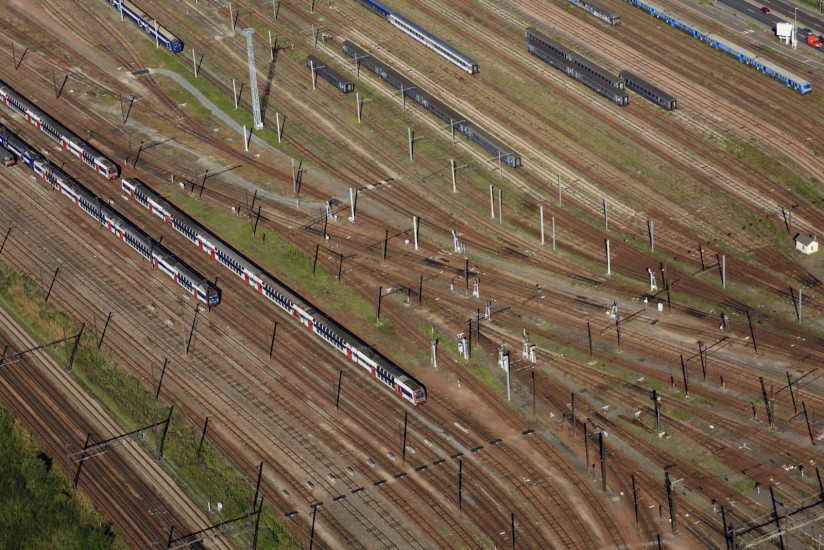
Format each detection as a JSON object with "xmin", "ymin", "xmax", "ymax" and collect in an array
[
  {"xmin": 101, "ymin": 0, "xmax": 183, "ymax": 52},
  {"xmin": 0, "ymin": 128, "xmax": 219, "ymax": 305},
  {"xmin": 353, "ymin": 0, "xmax": 479, "ymax": 74},
  {"xmin": 0, "ymin": 122, "xmax": 39, "ymax": 168},
  {"xmin": 624, "ymin": 0, "xmax": 811, "ymax": 94},
  {"xmin": 121, "ymin": 177, "xmax": 427, "ymax": 406},
  {"xmin": 0, "ymin": 79, "xmax": 120, "ymax": 179}
]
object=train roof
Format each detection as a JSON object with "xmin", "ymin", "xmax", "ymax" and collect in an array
[
  {"xmin": 389, "ymin": 13, "xmax": 478, "ymax": 65},
  {"xmin": 0, "ymin": 122, "xmax": 38, "ymax": 155},
  {"xmin": 704, "ymin": 33, "xmax": 756, "ymax": 59},
  {"xmin": 118, "ymin": 0, "xmax": 182, "ymax": 43},
  {"xmin": 619, "ymin": 71, "xmax": 676, "ymax": 101},
  {"xmin": 568, "ymin": 51, "xmax": 619, "ymax": 81},
  {"xmin": 0, "ymin": 79, "xmax": 110, "ymax": 161},
  {"xmin": 703, "ymin": 33, "xmax": 809, "ymax": 85},
  {"xmin": 128, "ymin": 178, "xmax": 262, "ymax": 279},
  {"xmin": 752, "ymin": 55, "xmax": 809, "ymax": 86},
  {"xmin": 578, "ymin": 0, "xmax": 619, "ymax": 17},
  {"xmin": 633, "ymin": 0, "xmax": 669, "ymax": 14}
]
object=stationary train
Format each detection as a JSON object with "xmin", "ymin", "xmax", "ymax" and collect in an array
[
  {"xmin": 100, "ymin": 0, "xmax": 183, "ymax": 52},
  {"xmin": 306, "ymin": 56, "xmax": 355, "ymax": 94},
  {"xmin": 0, "ymin": 121, "xmax": 40, "ymax": 168},
  {"xmin": 0, "ymin": 79, "xmax": 119, "ymax": 179},
  {"xmin": 120, "ymin": 177, "xmax": 427, "ymax": 406},
  {"xmin": 0, "ymin": 124, "xmax": 40, "ymax": 168},
  {"xmin": 623, "ymin": 0, "xmax": 811, "ymax": 94},
  {"xmin": 568, "ymin": 0, "xmax": 621, "ymax": 25},
  {"xmin": 525, "ymin": 28, "xmax": 629, "ymax": 106},
  {"xmin": 342, "ymin": 41, "xmax": 521, "ymax": 168},
  {"xmin": 0, "ymin": 131, "xmax": 219, "ymax": 305},
  {"xmin": 619, "ymin": 71, "xmax": 677, "ymax": 110},
  {"xmin": 352, "ymin": 0, "xmax": 479, "ymax": 74}
]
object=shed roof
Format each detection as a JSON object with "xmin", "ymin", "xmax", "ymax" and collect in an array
[{"xmin": 794, "ymin": 233, "xmax": 816, "ymax": 246}]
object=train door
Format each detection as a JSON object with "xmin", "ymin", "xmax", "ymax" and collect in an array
[{"xmin": 346, "ymin": 345, "xmax": 353, "ymax": 360}]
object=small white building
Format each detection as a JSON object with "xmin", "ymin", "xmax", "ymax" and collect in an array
[{"xmin": 794, "ymin": 233, "xmax": 818, "ymax": 255}]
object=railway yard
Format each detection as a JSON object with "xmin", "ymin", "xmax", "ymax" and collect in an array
[{"xmin": 0, "ymin": 0, "xmax": 823, "ymax": 547}]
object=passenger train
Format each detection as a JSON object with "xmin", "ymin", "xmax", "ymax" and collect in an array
[
  {"xmin": 623, "ymin": 0, "xmax": 811, "ymax": 94},
  {"xmin": 0, "ymin": 121, "xmax": 39, "ymax": 167},
  {"xmin": 0, "ymin": 79, "xmax": 119, "ymax": 179},
  {"xmin": 342, "ymin": 41, "xmax": 521, "ymax": 168},
  {"xmin": 619, "ymin": 71, "xmax": 677, "ymax": 110},
  {"xmin": 306, "ymin": 56, "xmax": 355, "ymax": 93},
  {"xmin": 568, "ymin": 0, "xmax": 621, "ymax": 25},
  {"xmin": 0, "ymin": 128, "xmax": 219, "ymax": 305},
  {"xmin": 352, "ymin": 0, "xmax": 479, "ymax": 74},
  {"xmin": 525, "ymin": 28, "xmax": 629, "ymax": 106},
  {"xmin": 101, "ymin": 0, "xmax": 183, "ymax": 52},
  {"xmin": 121, "ymin": 177, "xmax": 427, "ymax": 406}
]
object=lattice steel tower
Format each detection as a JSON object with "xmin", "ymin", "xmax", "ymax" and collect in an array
[{"xmin": 240, "ymin": 27, "xmax": 263, "ymax": 130}]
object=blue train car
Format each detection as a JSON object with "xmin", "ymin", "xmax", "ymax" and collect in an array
[
  {"xmin": 0, "ymin": 122, "xmax": 39, "ymax": 167},
  {"xmin": 102, "ymin": 0, "xmax": 183, "ymax": 52},
  {"xmin": 351, "ymin": 0, "xmax": 479, "ymax": 74},
  {"xmin": 624, "ymin": 0, "xmax": 811, "ymax": 94},
  {"xmin": 353, "ymin": 0, "xmax": 391, "ymax": 19}
]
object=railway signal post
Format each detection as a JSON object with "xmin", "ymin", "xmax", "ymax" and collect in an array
[
  {"xmin": 407, "ymin": 128, "xmax": 425, "ymax": 161},
  {"xmin": 458, "ymin": 459, "xmax": 463, "ymax": 515},
  {"xmin": 197, "ymin": 415, "xmax": 210, "ymax": 459},
  {"xmin": 335, "ymin": 371, "xmax": 343, "ymax": 410},
  {"xmin": 603, "ymin": 198, "xmax": 609, "ymax": 230},
  {"xmin": 67, "ymin": 323, "xmax": 85, "ymax": 370},
  {"xmin": 156, "ymin": 358, "xmax": 169, "ymax": 399},
  {"xmin": 0, "ymin": 227, "xmax": 11, "ymax": 255},
  {"xmin": 397, "ymin": 85, "xmax": 415, "ymax": 111},
  {"xmin": 44, "ymin": 266, "xmax": 60, "ymax": 302},
  {"xmin": 605, "ymin": 239, "xmax": 611, "ymax": 275},
  {"xmin": 97, "ymin": 312, "xmax": 112, "ymax": 349},
  {"xmin": 268, "ymin": 322, "xmax": 278, "ymax": 359},
  {"xmin": 275, "ymin": 112, "xmax": 283, "ymax": 142},
  {"xmin": 558, "ymin": 174, "xmax": 563, "ymax": 206}
]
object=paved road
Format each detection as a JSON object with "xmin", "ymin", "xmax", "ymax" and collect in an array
[
  {"xmin": 709, "ymin": 0, "xmax": 824, "ymax": 48},
  {"xmin": 148, "ymin": 68, "xmax": 325, "ymax": 208}
]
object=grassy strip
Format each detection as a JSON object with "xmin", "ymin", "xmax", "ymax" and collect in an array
[
  {"xmin": 0, "ymin": 404, "xmax": 123, "ymax": 550},
  {"xmin": 0, "ymin": 261, "xmax": 298, "ymax": 549}
]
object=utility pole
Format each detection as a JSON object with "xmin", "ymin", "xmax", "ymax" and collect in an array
[{"xmin": 665, "ymin": 466, "xmax": 677, "ymax": 535}]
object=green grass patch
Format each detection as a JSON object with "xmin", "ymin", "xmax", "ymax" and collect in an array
[
  {"xmin": 0, "ymin": 405, "xmax": 123, "ymax": 550},
  {"xmin": 0, "ymin": 261, "xmax": 298, "ymax": 549}
]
